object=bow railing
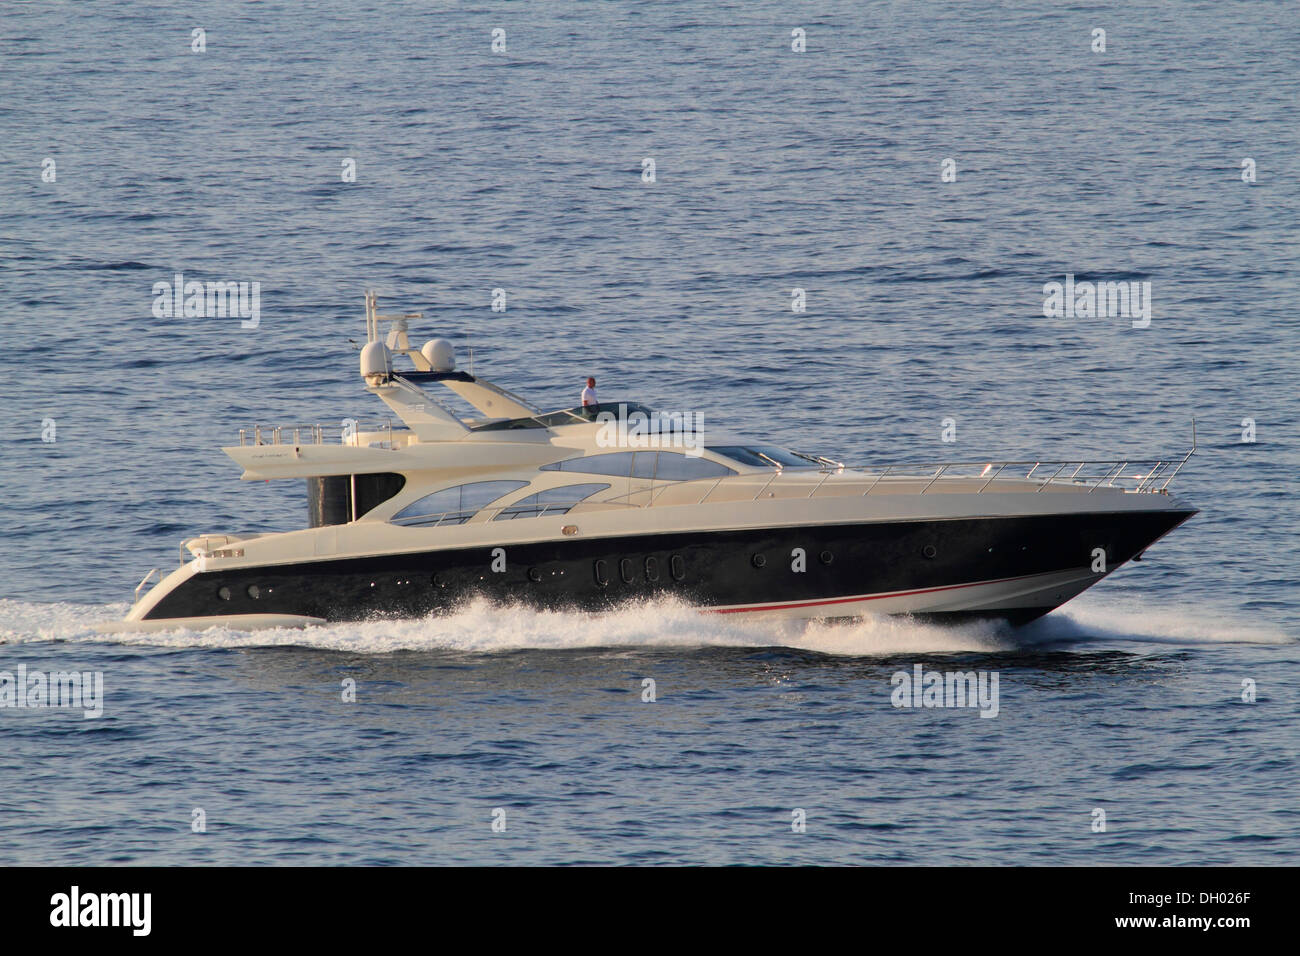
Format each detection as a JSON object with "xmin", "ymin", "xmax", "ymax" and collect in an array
[{"xmin": 619, "ymin": 438, "xmax": 1196, "ymax": 510}]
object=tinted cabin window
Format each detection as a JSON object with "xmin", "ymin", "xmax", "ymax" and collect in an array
[
  {"xmin": 543, "ymin": 452, "xmax": 735, "ymax": 480},
  {"xmin": 541, "ymin": 452, "xmax": 636, "ymax": 477},
  {"xmin": 307, "ymin": 475, "xmax": 351, "ymax": 528},
  {"xmin": 493, "ymin": 483, "xmax": 610, "ymax": 520},
  {"xmin": 391, "ymin": 480, "xmax": 528, "ymax": 527},
  {"xmin": 472, "ymin": 417, "xmax": 549, "ymax": 432},
  {"xmin": 531, "ymin": 409, "xmax": 587, "ymax": 427},
  {"xmin": 470, "ymin": 402, "xmax": 661, "ymax": 432},
  {"xmin": 355, "ymin": 473, "xmax": 407, "ymax": 516},
  {"xmin": 652, "ymin": 453, "xmax": 736, "ymax": 480},
  {"xmin": 632, "ymin": 452, "xmax": 657, "ymax": 479},
  {"xmin": 708, "ymin": 445, "xmax": 810, "ymax": 468},
  {"xmin": 308, "ymin": 472, "xmax": 406, "ymax": 527}
]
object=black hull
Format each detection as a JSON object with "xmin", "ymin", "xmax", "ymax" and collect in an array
[{"xmin": 143, "ymin": 509, "xmax": 1196, "ymax": 624}]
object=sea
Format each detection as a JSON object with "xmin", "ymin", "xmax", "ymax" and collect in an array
[{"xmin": 0, "ymin": 0, "xmax": 1296, "ymax": 866}]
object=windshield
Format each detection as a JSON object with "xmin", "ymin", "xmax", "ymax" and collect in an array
[
  {"xmin": 708, "ymin": 445, "xmax": 816, "ymax": 469},
  {"xmin": 472, "ymin": 402, "xmax": 661, "ymax": 431}
]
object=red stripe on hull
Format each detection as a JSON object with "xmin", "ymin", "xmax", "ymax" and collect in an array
[{"xmin": 708, "ymin": 570, "xmax": 1054, "ymax": 614}]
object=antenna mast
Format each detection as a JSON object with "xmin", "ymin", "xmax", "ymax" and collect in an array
[{"xmin": 364, "ymin": 290, "xmax": 422, "ymax": 348}]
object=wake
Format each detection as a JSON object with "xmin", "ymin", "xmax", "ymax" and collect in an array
[{"xmin": 0, "ymin": 593, "xmax": 1288, "ymax": 656}]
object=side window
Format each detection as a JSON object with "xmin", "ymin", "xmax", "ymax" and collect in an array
[
  {"xmin": 541, "ymin": 451, "xmax": 733, "ymax": 480},
  {"xmin": 460, "ymin": 482, "xmax": 525, "ymax": 510},
  {"xmin": 653, "ymin": 453, "xmax": 737, "ymax": 480},
  {"xmin": 494, "ymin": 483, "xmax": 610, "ymax": 520},
  {"xmin": 541, "ymin": 452, "xmax": 635, "ymax": 477},
  {"xmin": 708, "ymin": 445, "xmax": 769, "ymax": 467},
  {"xmin": 632, "ymin": 452, "xmax": 658, "ymax": 479},
  {"xmin": 391, "ymin": 480, "xmax": 528, "ymax": 526}
]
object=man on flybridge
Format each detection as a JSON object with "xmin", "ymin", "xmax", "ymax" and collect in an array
[{"xmin": 581, "ymin": 376, "xmax": 598, "ymax": 411}]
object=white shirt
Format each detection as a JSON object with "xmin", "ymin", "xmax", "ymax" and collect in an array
[{"xmin": 581, "ymin": 385, "xmax": 597, "ymax": 407}]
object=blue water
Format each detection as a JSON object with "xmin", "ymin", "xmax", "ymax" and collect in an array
[{"xmin": 1, "ymin": 0, "xmax": 1297, "ymax": 865}]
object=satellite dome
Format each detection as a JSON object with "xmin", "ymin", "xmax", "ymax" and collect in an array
[
  {"xmin": 422, "ymin": 338, "xmax": 455, "ymax": 372},
  {"xmin": 360, "ymin": 340, "xmax": 391, "ymax": 381}
]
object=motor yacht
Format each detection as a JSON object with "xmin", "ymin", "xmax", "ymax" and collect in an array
[{"xmin": 112, "ymin": 293, "xmax": 1198, "ymax": 632}]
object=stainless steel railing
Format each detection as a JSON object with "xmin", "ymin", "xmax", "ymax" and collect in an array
[
  {"xmin": 134, "ymin": 568, "xmax": 160, "ymax": 602},
  {"xmin": 237, "ymin": 421, "xmax": 399, "ymax": 449},
  {"xmin": 608, "ymin": 447, "xmax": 1194, "ymax": 511}
]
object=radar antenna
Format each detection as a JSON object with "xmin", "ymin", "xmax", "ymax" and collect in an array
[{"xmin": 364, "ymin": 290, "xmax": 423, "ymax": 350}]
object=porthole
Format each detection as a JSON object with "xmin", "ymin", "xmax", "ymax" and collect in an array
[
  {"xmin": 528, "ymin": 567, "xmax": 542, "ymax": 583},
  {"xmin": 594, "ymin": 559, "xmax": 609, "ymax": 587},
  {"xmin": 922, "ymin": 545, "xmax": 937, "ymax": 560},
  {"xmin": 217, "ymin": 585, "xmax": 232, "ymax": 601},
  {"xmin": 619, "ymin": 558, "xmax": 635, "ymax": 584},
  {"xmin": 819, "ymin": 550, "xmax": 833, "ymax": 565},
  {"xmin": 644, "ymin": 556, "xmax": 659, "ymax": 582},
  {"xmin": 431, "ymin": 572, "xmax": 448, "ymax": 588},
  {"xmin": 246, "ymin": 584, "xmax": 261, "ymax": 599},
  {"xmin": 752, "ymin": 553, "xmax": 767, "ymax": 568},
  {"xmin": 670, "ymin": 554, "xmax": 686, "ymax": 581}
]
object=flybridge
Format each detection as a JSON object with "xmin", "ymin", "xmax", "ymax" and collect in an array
[
  {"xmin": 228, "ymin": 292, "xmax": 1197, "ymax": 498},
  {"xmin": 357, "ymin": 291, "xmax": 540, "ymax": 436}
]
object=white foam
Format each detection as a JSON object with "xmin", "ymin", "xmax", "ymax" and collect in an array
[
  {"xmin": 1020, "ymin": 592, "xmax": 1292, "ymax": 647},
  {"xmin": 0, "ymin": 596, "xmax": 1011, "ymax": 656},
  {"xmin": 0, "ymin": 594, "xmax": 1289, "ymax": 656}
]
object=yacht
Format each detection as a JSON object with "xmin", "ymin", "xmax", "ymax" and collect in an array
[{"xmin": 111, "ymin": 293, "xmax": 1198, "ymax": 632}]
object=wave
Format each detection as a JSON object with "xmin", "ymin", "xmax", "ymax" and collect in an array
[
  {"xmin": 0, "ymin": 594, "xmax": 1289, "ymax": 657},
  {"xmin": 1018, "ymin": 594, "xmax": 1291, "ymax": 647}
]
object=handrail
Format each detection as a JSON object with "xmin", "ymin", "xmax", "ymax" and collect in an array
[
  {"xmin": 1158, "ymin": 416, "xmax": 1197, "ymax": 491},
  {"xmin": 1087, "ymin": 461, "xmax": 1126, "ymax": 493},
  {"xmin": 697, "ymin": 476, "xmax": 727, "ymax": 505},
  {"xmin": 808, "ymin": 469, "xmax": 835, "ymax": 498},
  {"xmin": 862, "ymin": 465, "xmax": 891, "ymax": 496},
  {"xmin": 1134, "ymin": 461, "xmax": 1164, "ymax": 493},
  {"xmin": 977, "ymin": 463, "xmax": 1008, "ymax": 492},
  {"xmin": 918, "ymin": 464, "xmax": 949, "ymax": 494},
  {"xmin": 608, "ymin": 449, "xmax": 1194, "ymax": 510},
  {"xmin": 134, "ymin": 568, "xmax": 160, "ymax": 602},
  {"xmin": 238, "ymin": 420, "xmax": 398, "ymax": 448},
  {"xmin": 755, "ymin": 468, "xmax": 783, "ymax": 499},
  {"xmin": 1035, "ymin": 462, "xmax": 1068, "ymax": 492}
]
